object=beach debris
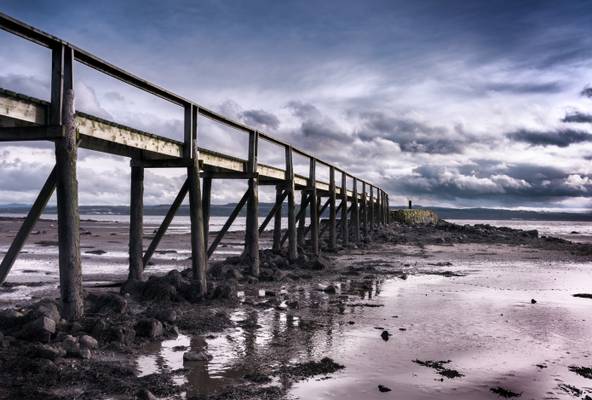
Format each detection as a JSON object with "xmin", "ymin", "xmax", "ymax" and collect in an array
[
  {"xmin": 490, "ymin": 386, "xmax": 522, "ymax": 398},
  {"xmin": 278, "ymin": 357, "xmax": 344, "ymax": 378},
  {"xmin": 413, "ymin": 360, "xmax": 464, "ymax": 379},
  {"xmin": 378, "ymin": 384, "xmax": 392, "ymax": 392},
  {"xmin": 573, "ymin": 293, "xmax": 592, "ymax": 299},
  {"xmin": 569, "ymin": 365, "xmax": 592, "ymax": 379},
  {"xmin": 85, "ymin": 249, "xmax": 107, "ymax": 255},
  {"xmin": 557, "ymin": 383, "xmax": 582, "ymax": 397},
  {"xmin": 530, "ymin": 299, "xmax": 537, "ymax": 304},
  {"xmin": 381, "ymin": 330, "xmax": 391, "ymax": 341}
]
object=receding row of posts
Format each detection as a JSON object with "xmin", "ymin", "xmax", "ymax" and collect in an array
[{"xmin": 0, "ymin": 33, "xmax": 390, "ymax": 321}]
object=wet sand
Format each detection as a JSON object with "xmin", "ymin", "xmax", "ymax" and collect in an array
[{"xmin": 0, "ymin": 218, "xmax": 591, "ymax": 399}]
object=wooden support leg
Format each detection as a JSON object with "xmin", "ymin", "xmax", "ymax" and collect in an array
[
  {"xmin": 352, "ymin": 179, "xmax": 360, "ymax": 243},
  {"xmin": 362, "ymin": 182, "xmax": 368, "ymax": 239},
  {"xmin": 259, "ymin": 189, "xmax": 287, "ymax": 234},
  {"xmin": 143, "ymin": 179, "xmax": 189, "ymax": 267},
  {"xmin": 309, "ymin": 159, "xmax": 319, "ymax": 256},
  {"xmin": 245, "ymin": 176, "xmax": 260, "ymax": 276},
  {"xmin": 328, "ymin": 167, "xmax": 337, "ymax": 251},
  {"xmin": 0, "ymin": 166, "xmax": 57, "ymax": 284},
  {"xmin": 55, "ymin": 85, "xmax": 83, "ymax": 320},
  {"xmin": 297, "ymin": 190, "xmax": 307, "ymax": 248},
  {"xmin": 285, "ymin": 147, "xmax": 297, "ymax": 262},
  {"xmin": 202, "ymin": 176, "xmax": 212, "ymax": 247},
  {"xmin": 341, "ymin": 173, "xmax": 349, "ymax": 247},
  {"xmin": 128, "ymin": 165, "xmax": 144, "ymax": 281},
  {"xmin": 273, "ymin": 185, "xmax": 283, "ymax": 252}
]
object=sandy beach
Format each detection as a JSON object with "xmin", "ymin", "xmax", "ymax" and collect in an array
[{"xmin": 0, "ymin": 217, "xmax": 590, "ymax": 399}]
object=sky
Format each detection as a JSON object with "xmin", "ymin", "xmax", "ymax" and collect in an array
[{"xmin": 0, "ymin": 0, "xmax": 592, "ymax": 211}]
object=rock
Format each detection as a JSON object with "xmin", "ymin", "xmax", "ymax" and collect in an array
[
  {"xmin": 381, "ymin": 330, "xmax": 390, "ymax": 341},
  {"xmin": 154, "ymin": 309, "xmax": 177, "ymax": 323},
  {"xmin": 85, "ymin": 249, "xmax": 106, "ymax": 255},
  {"xmin": 79, "ymin": 347, "xmax": 92, "ymax": 359},
  {"xmin": 310, "ymin": 255, "xmax": 331, "ymax": 270},
  {"xmin": 120, "ymin": 279, "xmax": 145, "ymax": 297},
  {"xmin": 183, "ymin": 350, "xmax": 212, "ymax": 362},
  {"xmin": 136, "ymin": 388, "xmax": 158, "ymax": 400},
  {"xmin": 135, "ymin": 319, "xmax": 163, "ymax": 338},
  {"xmin": 70, "ymin": 322, "xmax": 84, "ymax": 334},
  {"xmin": 531, "ymin": 299, "xmax": 537, "ymax": 304},
  {"xmin": 323, "ymin": 284, "xmax": 337, "ymax": 294},
  {"xmin": 18, "ymin": 316, "xmax": 56, "ymax": 342},
  {"xmin": 227, "ymin": 268, "xmax": 244, "ymax": 281},
  {"xmin": 378, "ymin": 384, "xmax": 392, "ymax": 392},
  {"xmin": 90, "ymin": 293, "xmax": 128, "ymax": 314},
  {"xmin": 62, "ymin": 335, "xmax": 80, "ymax": 356},
  {"xmin": 30, "ymin": 299, "xmax": 61, "ymax": 324},
  {"xmin": 29, "ymin": 344, "xmax": 66, "ymax": 360},
  {"xmin": 142, "ymin": 279, "xmax": 178, "ymax": 302},
  {"xmin": 79, "ymin": 334, "xmax": 98, "ymax": 350}
]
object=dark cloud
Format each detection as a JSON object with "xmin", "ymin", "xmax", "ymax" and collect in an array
[
  {"xmin": 506, "ymin": 128, "xmax": 592, "ymax": 147},
  {"xmin": 484, "ymin": 81, "xmax": 563, "ymax": 94},
  {"xmin": 389, "ymin": 160, "xmax": 591, "ymax": 207},
  {"xmin": 561, "ymin": 111, "xmax": 592, "ymax": 124},
  {"xmin": 581, "ymin": 86, "xmax": 592, "ymax": 98},
  {"xmin": 286, "ymin": 101, "xmax": 351, "ymax": 148},
  {"xmin": 356, "ymin": 112, "xmax": 467, "ymax": 154},
  {"xmin": 239, "ymin": 109, "xmax": 280, "ymax": 130}
]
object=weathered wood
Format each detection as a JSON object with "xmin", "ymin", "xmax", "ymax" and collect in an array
[
  {"xmin": 131, "ymin": 159, "xmax": 190, "ymax": 168},
  {"xmin": 309, "ymin": 159, "xmax": 319, "ymax": 255},
  {"xmin": 328, "ymin": 167, "xmax": 337, "ymax": 251},
  {"xmin": 259, "ymin": 189, "xmax": 288, "ymax": 234},
  {"xmin": 297, "ymin": 190, "xmax": 307, "ymax": 248},
  {"xmin": 143, "ymin": 179, "xmax": 189, "ymax": 267},
  {"xmin": 352, "ymin": 178, "xmax": 360, "ymax": 242},
  {"xmin": 244, "ymin": 131, "xmax": 259, "ymax": 276},
  {"xmin": 128, "ymin": 165, "xmax": 144, "ymax": 281},
  {"xmin": 273, "ymin": 185, "xmax": 283, "ymax": 252},
  {"xmin": 285, "ymin": 147, "xmax": 297, "ymax": 261},
  {"xmin": 202, "ymin": 176, "xmax": 212, "ymax": 246},
  {"xmin": 362, "ymin": 182, "xmax": 368, "ymax": 239},
  {"xmin": 341, "ymin": 173, "xmax": 349, "ymax": 246},
  {"xmin": 186, "ymin": 104, "xmax": 207, "ymax": 294},
  {"xmin": 320, "ymin": 200, "xmax": 343, "ymax": 238},
  {"xmin": 208, "ymin": 190, "xmax": 249, "ymax": 257},
  {"xmin": 305, "ymin": 197, "xmax": 330, "ymax": 238},
  {"xmin": 0, "ymin": 166, "xmax": 56, "ymax": 284},
  {"xmin": 369, "ymin": 186, "xmax": 374, "ymax": 231},
  {"xmin": 54, "ymin": 46, "xmax": 83, "ymax": 320}
]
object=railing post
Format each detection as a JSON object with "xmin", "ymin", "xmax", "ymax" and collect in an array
[
  {"xmin": 245, "ymin": 130, "xmax": 260, "ymax": 276},
  {"xmin": 285, "ymin": 146, "xmax": 297, "ymax": 261},
  {"xmin": 309, "ymin": 158, "xmax": 319, "ymax": 255},
  {"xmin": 328, "ymin": 166, "xmax": 337, "ymax": 251},
  {"xmin": 53, "ymin": 44, "xmax": 83, "ymax": 320},
  {"xmin": 128, "ymin": 164, "xmax": 144, "ymax": 281},
  {"xmin": 186, "ymin": 104, "xmax": 207, "ymax": 294},
  {"xmin": 352, "ymin": 178, "xmax": 360, "ymax": 243},
  {"xmin": 341, "ymin": 172, "xmax": 349, "ymax": 246}
]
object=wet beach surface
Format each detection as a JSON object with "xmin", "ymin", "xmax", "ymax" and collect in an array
[{"xmin": 0, "ymin": 217, "xmax": 591, "ymax": 399}]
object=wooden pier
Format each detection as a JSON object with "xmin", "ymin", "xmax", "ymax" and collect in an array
[{"xmin": 0, "ymin": 13, "xmax": 390, "ymax": 320}]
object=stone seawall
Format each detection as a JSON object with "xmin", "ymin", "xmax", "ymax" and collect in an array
[{"xmin": 390, "ymin": 209, "xmax": 439, "ymax": 225}]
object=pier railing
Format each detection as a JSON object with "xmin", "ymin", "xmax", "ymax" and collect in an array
[{"xmin": 0, "ymin": 12, "xmax": 390, "ymax": 319}]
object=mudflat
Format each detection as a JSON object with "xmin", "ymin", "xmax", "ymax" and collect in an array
[{"xmin": 0, "ymin": 217, "xmax": 591, "ymax": 399}]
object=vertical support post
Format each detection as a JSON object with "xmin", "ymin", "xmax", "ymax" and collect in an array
[
  {"xmin": 272, "ymin": 184, "xmax": 282, "ymax": 252},
  {"xmin": 352, "ymin": 178, "xmax": 360, "ymax": 243},
  {"xmin": 186, "ymin": 104, "xmax": 207, "ymax": 293},
  {"xmin": 285, "ymin": 147, "xmax": 297, "ymax": 261},
  {"xmin": 369, "ymin": 186, "xmax": 374, "ymax": 231},
  {"xmin": 128, "ymin": 165, "xmax": 144, "ymax": 281},
  {"xmin": 362, "ymin": 182, "xmax": 368, "ymax": 239},
  {"xmin": 340, "ymin": 172, "xmax": 349, "ymax": 247},
  {"xmin": 245, "ymin": 130, "xmax": 260, "ymax": 276},
  {"xmin": 328, "ymin": 166, "xmax": 336, "ymax": 251},
  {"xmin": 309, "ymin": 158, "xmax": 319, "ymax": 255},
  {"xmin": 53, "ymin": 45, "xmax": 83, "ymax": 320},
  {"xmin": 202, "ymin": 176, "xmax": 212, "ymax": 247},
  {"xmin": 297, "ymin": 190, "xmax": 306, "ymax": 248}
]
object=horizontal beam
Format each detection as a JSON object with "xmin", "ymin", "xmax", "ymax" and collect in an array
[{"xmin": 0, "ymin": 125, "xmax": 62, "ymax": 141}]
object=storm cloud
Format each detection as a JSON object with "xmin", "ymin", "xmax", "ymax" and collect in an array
[
  {"xmin": 561, "ymin": 111, "xmax": 592, "ymax": 124},
  {"xmin": 506, "ymin": 129, "xmax": 592, "ymax": 147}
]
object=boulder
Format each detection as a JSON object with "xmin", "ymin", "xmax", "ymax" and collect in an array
[
  {"xmin": 79, "ymin": 334, "xmax": 98, "ymax": 350},
  {"xmin": 135, "ymin": 319, "xmax": 163, "ymax": 338},
  {"xmin": 17, "ymin": 316, "xmax": 56, "ymax": 342},
  {"xmin": 90, "ymin": 293, "xmax": 128, "ymax": 314},
  {"xmin": 142, "ymin": 279, "xmax": 177, "ymax": 302}
]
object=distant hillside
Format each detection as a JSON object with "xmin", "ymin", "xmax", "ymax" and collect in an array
[{"xmin": 0, "ymin": 204, "xmax": 590, "ymax": 221}]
